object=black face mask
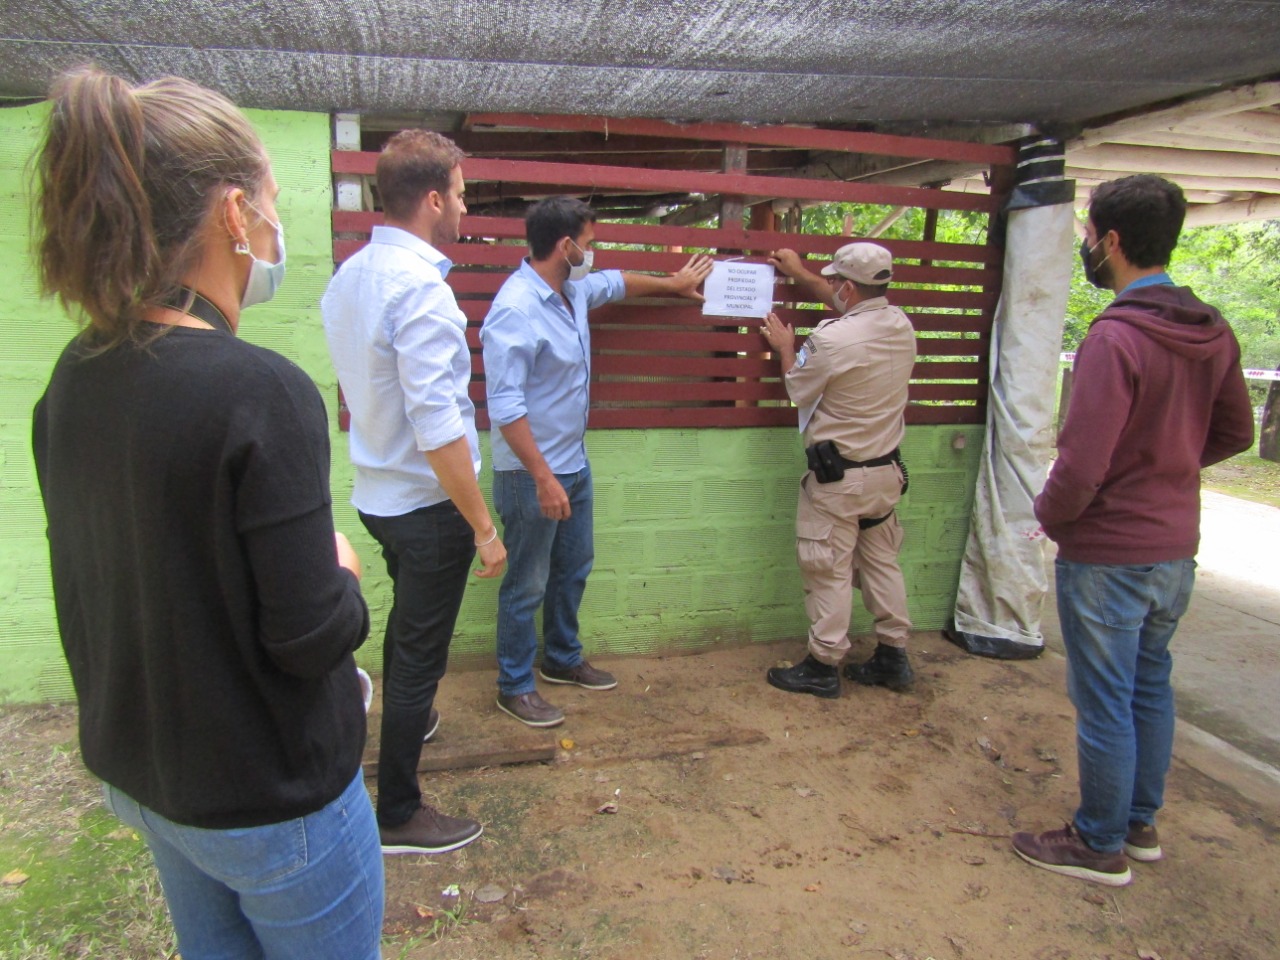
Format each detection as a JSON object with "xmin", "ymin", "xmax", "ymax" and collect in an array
[{"xmin": 1079, "ymin": 238, "xmax": 1111, "ymax": 290}]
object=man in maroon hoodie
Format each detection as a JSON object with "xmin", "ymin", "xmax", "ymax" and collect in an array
[{"xmin": 1012, "ymin": 175, "xmax": 1254, "ymax": 886}]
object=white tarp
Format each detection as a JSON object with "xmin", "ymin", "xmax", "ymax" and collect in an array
[{"xmin": 950, "ymin": 200, "xmax": 1074, "ymax": 657}]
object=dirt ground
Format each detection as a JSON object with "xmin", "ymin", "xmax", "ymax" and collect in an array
[
  {"xmin": 373, "ymin": 635, "xmax": 1279, "ymax": 960},
  {"xmin": 5, "ymin": 634, "xmax": 1278, "ymax": 960}
]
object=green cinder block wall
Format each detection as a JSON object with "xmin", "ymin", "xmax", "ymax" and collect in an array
[{"xmin": 0, "ymin": 102, "xmax": 983, "ymax": 704}]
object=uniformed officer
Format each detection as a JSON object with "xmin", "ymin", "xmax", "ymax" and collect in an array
[{"xmin": 760, "ymin": 242, "xmax": 917, "ymax": 698}]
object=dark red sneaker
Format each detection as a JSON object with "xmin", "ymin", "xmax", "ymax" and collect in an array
[
  {"xmin": 1124, "ymin": 821, "xmax": 1163, "ymax": 862},
  {"xmin": 1012, "ymin": 824, "xmax": 1132, "ymax": 886},
  {"xmin": 539, "ymin": 660, "xmax": 618, "ymax": 690}
]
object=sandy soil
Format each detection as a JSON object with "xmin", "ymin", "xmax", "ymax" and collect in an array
[
  {"xmin": 373, "ymin": 635, "xmax": 1279, "ymax": 960},
  {"xmin": 4, "ymin": 634, "xmax": 1276, "ymax": 960}
]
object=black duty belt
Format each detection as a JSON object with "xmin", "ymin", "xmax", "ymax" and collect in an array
[{"xmin": 837, "ymin": 450, "xmax": 899, "ymax": 470}]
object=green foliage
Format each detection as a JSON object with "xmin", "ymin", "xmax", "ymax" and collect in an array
[
  {"xmin": 1064, "ymin": 219, "xmax": 1280, "ymax": 377},
  {"xmin": 800, "ymin": 203, "xmax": 991, "ymax": 247}
]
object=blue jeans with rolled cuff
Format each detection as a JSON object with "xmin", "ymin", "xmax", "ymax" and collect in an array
[
  {"xmin": 104, "ymin": 771, "xmax": 384, "ymax": 960},
  {"xmin": 1055, "ymin": 557, "xmax": 1195, "ymax": 853},
  {"xmin": 494, "ymin": 465, "xmax": 594, "ymax": 697}
]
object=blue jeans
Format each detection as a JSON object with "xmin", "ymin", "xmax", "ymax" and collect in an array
[
  {"xmin": 104, "ymin": 771, "xmax": 384, "ymax": 960},
  {"xmin": 494, "ymin": 465, "xmax": 594, "ymax": 696},
  {"xmin": 1056, "ymin": 557, "xmax": 1196, "ymax": 853},
  {"xmin": 359, "ymin": 502, "xmax": 474, "ymax": 826}
]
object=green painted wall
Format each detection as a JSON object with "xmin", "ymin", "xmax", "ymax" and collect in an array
[{"xmin": 0, "ymin": 102, "xmax": 982, "ymax": 704}]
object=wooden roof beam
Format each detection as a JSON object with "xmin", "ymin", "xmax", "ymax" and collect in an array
[
  {"xmin": 1183, "ymin": 194, "xmax": 1280, "ymax": 226},
  {"xmin": 1114, "ymin": 131, "xmax": 1280, "ymax": 155},
  {"xmin": 1068, "ymin": 143, "xmax": 1280, "ymax": 180},
  {"xmin": 1179, "ymin": 110, "xmax": 1280, "ymax": 145},
  {"xmin": 1066, "ymin": 166, "xmax": 1280, "ymax": 194},
  {"xmin": 946, "ymin": 177, "xmax": 1244, "ymax": 206},
  {"xmin": 1074, "ymin": 80, "xmax": 1280, "ymax": 149}
]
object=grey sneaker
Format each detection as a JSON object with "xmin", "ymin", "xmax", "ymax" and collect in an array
[
  {"xmin": 379, "ymin": 803, "xmax": 482, "ymax": 855},
  {"xmin": 1012, "ymin": 823, "xmax": 1132, "ymax": 886},
  {"xmin": 1124, "ymin": 821, "xmax": 1163, "ymax": 862},
  {"xmin": 539, "ymin": 660, "xmax": 618, "ymax": 690},
  {"xmin": 497, "ymin": 691, "xmax": 565, "ymax": 728}
]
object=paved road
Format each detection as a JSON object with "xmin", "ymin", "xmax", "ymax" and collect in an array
[{"xmin": 1042, "ymin": 490, "xmax": 1280, "ymax": 775}]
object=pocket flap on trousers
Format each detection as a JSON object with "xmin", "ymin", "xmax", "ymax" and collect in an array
[{"xmin": 795, "ymin": 520, "xmax": 832, "ymax": 542}]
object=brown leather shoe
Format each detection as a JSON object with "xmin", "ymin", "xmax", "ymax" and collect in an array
[
  {"xmin": 1124, "ymin": 821, "xmax": 1163, "ymax": 861},
  {"xmin": 539, "ymin": 659, "xmax": 618, "ymax": 690},
  {"xmin": 496, "ymin": 691, "xmax": 565, "ymax": 727},
  {"xmin": 379, "ymin": 803, "xmax": 482, "ymax": 855},
  {"xmin": 1012, "ymin": 823, "xmax": 1132, "ymax": 886}
]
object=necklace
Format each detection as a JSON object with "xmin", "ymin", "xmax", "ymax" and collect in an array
[{"xmin": 161, "ymin": 287, "xmax": 234, "ymax": 335}]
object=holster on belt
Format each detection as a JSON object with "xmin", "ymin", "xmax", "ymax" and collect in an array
[
  {"xmin": 805, "ymin": 443, "xmax": 911, "ymax": 530},
  {"xmin": 806, "ymin": 441, "xmax": 907, "ymax": 491},
  {"xmin": 804, "ymin": 440, "xmax": 847, "ymax": 483}
]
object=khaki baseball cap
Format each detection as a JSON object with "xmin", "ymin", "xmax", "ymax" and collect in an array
[{"xmin": 820, "ymin": 242, "xmax": 894, "ymax": 284}]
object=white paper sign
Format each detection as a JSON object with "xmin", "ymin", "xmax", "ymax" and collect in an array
[{"xmin": 702, "ymin": 261, "xmax": 775, "ymax": 319}]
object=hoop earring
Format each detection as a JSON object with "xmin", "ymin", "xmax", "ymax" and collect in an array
[{"xmin": 234, "ymin": 239, "xmax": 251, "ymax": 256}]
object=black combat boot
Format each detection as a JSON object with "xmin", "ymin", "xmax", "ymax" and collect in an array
[
  {"xmin": 766, "ymin": 654, "xmax": 840, "ymax": 699},
  {"xmin": 843, "ymin": 643, "xmax": 915, "ymax": 692}
]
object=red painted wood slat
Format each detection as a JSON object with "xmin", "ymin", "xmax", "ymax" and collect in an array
[
  {"xmin": 456, "ymin": 302, "xmax": 993, "ymax": 336},
  {"xmin": 330, "ymin": 124, "xmax": 998, "ymax": 430},
  {"xmin": 331, "ymin": 152, "xmax": 999, "ymax": 212},
  {"xmin": 332, "ymin": 212, "xmax": 998, "ymax": 265},
  {"xmin": 461, "ymin": 113, "xmax": 1017, "ymax": 165}
]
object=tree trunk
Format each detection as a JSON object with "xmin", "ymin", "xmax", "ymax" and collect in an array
[{"xmin": 1260, "ymin": 371, "xmax": 1280, "ymax": 462}]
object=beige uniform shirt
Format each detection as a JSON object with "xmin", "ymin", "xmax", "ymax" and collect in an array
[{"xmin": 785, "ymin": 297, "xmax": 916, "ymax": 461}]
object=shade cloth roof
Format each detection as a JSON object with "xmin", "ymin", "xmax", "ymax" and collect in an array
[{"xmin": 3, "ymin": 2, "xmax": 1279, "ymax": 223}]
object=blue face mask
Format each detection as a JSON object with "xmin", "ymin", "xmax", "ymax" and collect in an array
[{"xmin": 238, "ymin": 202, "xmax": 287, "ymax": 308}]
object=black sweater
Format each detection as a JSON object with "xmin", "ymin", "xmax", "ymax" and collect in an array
[{"xmin": 33, "ymin": 325, "xmax": 370, "ymax": 828}]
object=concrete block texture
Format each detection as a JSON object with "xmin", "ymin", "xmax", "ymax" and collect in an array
[{"xmin": 0, "ymin": 101, "xmax": 985, "ymax": 701}]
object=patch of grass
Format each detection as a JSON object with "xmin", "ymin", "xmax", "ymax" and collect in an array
[
  {"xmin": 0, "ymin": 778, "xmax": 173, "ymax": 960},
  {"xmin": 1202, "ymin": 453, "xmax": 1280, "ymax": 509}
]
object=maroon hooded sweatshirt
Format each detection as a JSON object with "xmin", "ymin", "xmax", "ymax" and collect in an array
[{"xmin": 1035, "ymin": 284, "xmax": 1254, "ymax": 564}]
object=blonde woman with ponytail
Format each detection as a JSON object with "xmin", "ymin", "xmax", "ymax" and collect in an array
[{"xmin": 31, "ymin": 67, "xmax": 384, "ymax": 959}]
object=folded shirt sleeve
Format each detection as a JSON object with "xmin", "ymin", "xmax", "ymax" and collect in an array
[
  {"xmin": 584, "ymin": 269, "xmax": 627, "ymax": 310},
  {"xmin": 482, "ymin": 301, "xmax": 537, "ymax": 428},
  {"xmin": 388, "ymin": 278, "xmax": 468, "ymax": 452}
]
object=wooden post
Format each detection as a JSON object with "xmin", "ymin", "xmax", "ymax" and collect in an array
[
  {"xmin": 333, "ymin": 113, "xmax": 363, "ymax": 433},
  {"xmin": 921, "ymin": 207, "xmax": 939, "ymax": 268},
  {"xmin": 720, "ymin": 144, "xmax": 748, "ymax": 230}
]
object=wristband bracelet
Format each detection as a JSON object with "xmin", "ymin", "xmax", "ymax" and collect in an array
[{"xmin": 475, "ymin": 528, "xmax": 499, "ymax": 547}]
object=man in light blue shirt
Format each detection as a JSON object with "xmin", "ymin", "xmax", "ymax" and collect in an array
[
  {"xmin": 481, "ymin": 196, "xmax": 711, "ymax": 727},
  {"xmin": 322, "ymin": 130, "xmax": 505, "ymax": 856}
]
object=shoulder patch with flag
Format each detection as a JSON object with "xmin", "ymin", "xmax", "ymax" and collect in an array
[{"xmin": 795, "ymin": 336, "xmax": 817, "ymax": 368}]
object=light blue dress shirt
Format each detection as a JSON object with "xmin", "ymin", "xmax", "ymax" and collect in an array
[
  {"xmin": 1119, "ymin": 271, "xmax": 1174, "ymax": 295},
  {"xmin": 481, "ymin": 260, "xmax": 626, "ymax": 473},
  {"xmin": 321, "ymin": 225, "xmax": 480, "ymax": 517}
]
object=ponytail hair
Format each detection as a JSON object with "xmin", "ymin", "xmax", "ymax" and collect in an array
[{"xmin": 35, "ymin": 66, "xmax": 268, "ymax": 345}]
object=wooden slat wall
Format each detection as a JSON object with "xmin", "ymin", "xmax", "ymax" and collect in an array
[{"xmin": 332, "ymin": 135, "xmax": 1013, "ymax": 429}]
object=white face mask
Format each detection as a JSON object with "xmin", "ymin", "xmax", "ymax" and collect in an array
[
  {"xmin": 566, "ymin": 238, "xmax": 593, "ymax": 281},
  {"xmin": 831, "ymin": 278, "xmax": 850, "ymax": 314},
  {"xmin": 238, "ymin": 201, "xmax": 287, "ymax": 308}
]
